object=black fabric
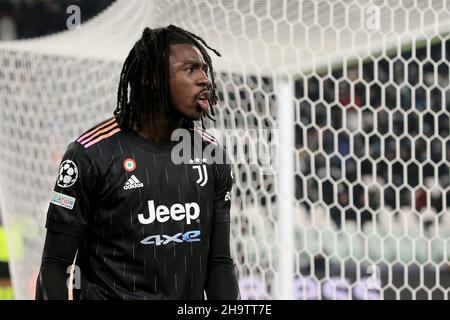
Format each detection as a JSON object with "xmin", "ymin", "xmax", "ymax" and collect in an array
[
  {"xmin": 35, "ymin": 230, "xmax": 81, "ymax": 300},
  {"xmin": 38, "ymin": 118, "xmax": 239, "ymax": 300},
  {"xmin": 205, "ymin": 219, "xmax": 240, "ymax": 300},
  {"xmin": 204, "ymin": 162, "xmax": 239, "ymax": 299}
]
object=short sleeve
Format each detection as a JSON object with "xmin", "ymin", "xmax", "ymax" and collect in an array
[{"xmin": 45, "ymin": 142, "xmax": 98, "ymax": 237}]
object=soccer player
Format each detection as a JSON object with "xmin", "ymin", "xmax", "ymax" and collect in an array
[{"xmin": 35, "ymin": 25, "xmax": 240, "ymax": 300}]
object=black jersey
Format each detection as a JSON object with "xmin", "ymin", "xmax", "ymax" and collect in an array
[{"xmin": 45, "ymin": 117, "xmax": 234, "ymax": 300}]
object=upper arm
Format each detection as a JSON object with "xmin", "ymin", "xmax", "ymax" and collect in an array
[
  {"xmin": 45, "ymin": 141, "xmax": 99, "ymax": 237},
  {"xmin": 213, "ymin": 162, "xmax": 233, "ymax": 223},
  {"xmin": 208, "ymin": 162, "xmax": 234, "ymax": 260}
]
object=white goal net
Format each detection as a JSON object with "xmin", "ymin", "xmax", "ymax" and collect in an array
[{"xmin": 0, "ymin": 0, "xmax": 449, "ymax": 299}]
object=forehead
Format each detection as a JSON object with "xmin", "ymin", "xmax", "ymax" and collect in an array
[{"xmin": 169, "ymin": 43, "xmax": 206, "ymax": 65}]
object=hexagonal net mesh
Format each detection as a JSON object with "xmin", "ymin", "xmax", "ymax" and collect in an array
[{"xmin": 0, "ymin": 0, "xmax": 449, "ymax": 299}]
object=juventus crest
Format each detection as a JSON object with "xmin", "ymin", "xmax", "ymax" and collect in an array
[{"xmin": 190, "ymin": 158, "xmax": 208, "ymax": 187}]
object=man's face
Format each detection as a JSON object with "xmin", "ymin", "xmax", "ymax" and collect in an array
[{"xmin": 169, "ymin": 43, "xmax": 211, "ymax": 120}]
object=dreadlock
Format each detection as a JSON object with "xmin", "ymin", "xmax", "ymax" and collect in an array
[{"xmin": 114, "ymin": 25, "xmax": 221, "ymax": 131}]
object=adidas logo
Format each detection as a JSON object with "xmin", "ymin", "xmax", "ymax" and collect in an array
[{"xmin": 123, "ymin": 175, "xmax": 144, "ymax": 190}]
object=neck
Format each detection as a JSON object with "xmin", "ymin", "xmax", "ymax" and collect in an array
[{"xmin": 135, "ymin": 111, "xmax": 184, "ymax": 143}]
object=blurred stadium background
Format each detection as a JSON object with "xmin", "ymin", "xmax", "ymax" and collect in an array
[{"xmin": 0, "ymin": 0, "xmax": 449, "ymax": 300}]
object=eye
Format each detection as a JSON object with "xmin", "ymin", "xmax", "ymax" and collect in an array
[{"xmin": 186, "ymin": 68, "xmax": 194, "ymax": 73}]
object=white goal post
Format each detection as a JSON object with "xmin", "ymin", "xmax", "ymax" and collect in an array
[{"xmin": 0, "ymin": 0, "xmax": 449, "ymax": 299}]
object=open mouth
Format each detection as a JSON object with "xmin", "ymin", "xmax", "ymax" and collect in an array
[{"xmin": 197, "ymin": 91, "xmax": 210, "ymax": 111}]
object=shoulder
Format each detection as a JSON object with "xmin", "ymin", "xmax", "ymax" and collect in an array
[
  {"xmin": 191, "ymin": 125, "xmax": 232, "ymax": 165},
  {"xmin": 75, "ymin": 117, "xmax": 122, "ymax": 150},
  {"xmin": 62, "ymin": 117, "xmax": 124, "ymax": 168},
  {"xmin": 186, "ymin": 121, "xmax": 225, "ymax": 153},
  {"xmin": 190, "ymin": 124, "xmax": 220, "ymax": 148},
  {"xmin": 190, "ymin": 125, "xmax": 233, "ymax": 177}
]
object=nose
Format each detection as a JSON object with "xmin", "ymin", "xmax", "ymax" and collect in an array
[{"xmin": 197, "ymin": 70, "xmax": 210, "ymax": 87}]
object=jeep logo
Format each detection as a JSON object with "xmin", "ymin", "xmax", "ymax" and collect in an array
[{"xmin": 138, "ymin": 200, "xmax": 200, "ymax": 225}]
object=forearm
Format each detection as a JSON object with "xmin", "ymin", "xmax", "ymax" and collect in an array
[
  {"xmin": 205, "ymin": 257, "xmax": 239, "ymax": 300},
  {"xmin": 36, "ymin": 258, "xmax": 71, "ymax": 300},
  {"xmin": 35, "ymin": 230, "xmax": 81, "ymax": 300},
  {"xmin": 205, "ymin": 220, "xmax": 240, "ymax": 300}
]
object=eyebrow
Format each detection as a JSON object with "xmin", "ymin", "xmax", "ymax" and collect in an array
[{"xmin": 183, "ymin": 60, "xmax": 208, "ymax": 69}]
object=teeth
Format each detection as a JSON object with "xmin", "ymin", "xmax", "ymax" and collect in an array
[{"xmin": 199, "ymin": 92, "xmax": 209, "ymax": 100}]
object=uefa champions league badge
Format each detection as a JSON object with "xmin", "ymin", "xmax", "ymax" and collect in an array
[
  {"xmin": 123, "ymin": 158, "xmax": 137, "ymax": 172},
  {"xmin": 57, "ymin": 160, "xmax": 78, "ymax": 188}
]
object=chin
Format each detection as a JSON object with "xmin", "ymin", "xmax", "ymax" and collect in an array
[
  {"xmin": 188, "ymin": 114, "xmax": 202, "ymax": 121},
  {"xmin": 184, "ymin": 109, "xmax": 204, "ymax": 121}
]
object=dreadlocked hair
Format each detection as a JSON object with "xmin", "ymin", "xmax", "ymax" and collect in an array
[{"xmin": 114, "ymin": 25, "xmax": 221, "ymax": 131}]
